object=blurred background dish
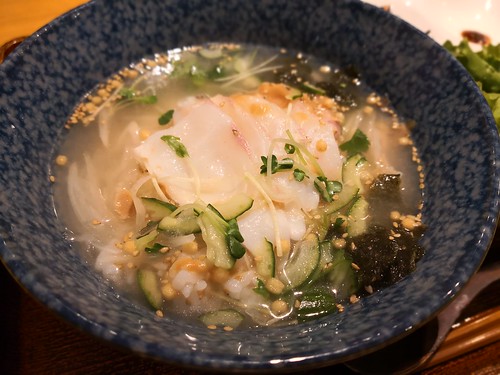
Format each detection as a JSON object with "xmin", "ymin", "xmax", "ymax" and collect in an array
[
  {"xmin": 365, "ymin": 0, "xmax": 499, "ymax": 44},
  {"xmin": 0, "ymin": 0, "xmax": 499, "ymax": 373}
]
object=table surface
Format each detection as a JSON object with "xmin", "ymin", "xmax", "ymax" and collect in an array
[{"xmin": 1, "ymin": 1, "xmax": 499, "ymax": 374}]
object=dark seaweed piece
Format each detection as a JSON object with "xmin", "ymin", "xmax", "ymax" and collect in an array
[
  {"xmin": 367, "ymin": 174, "xmax": 403, "ymax": 227},
  {"xmin": 347, "ymin": 225, "xmax": 425, "ymax": 290},
  {"xmin": 315, "ymin": 80, "xmax": 357, "ymax": 108},
  {"xmin": 369, "ymin": 174, "xmax": 402, "ymax": 200}
]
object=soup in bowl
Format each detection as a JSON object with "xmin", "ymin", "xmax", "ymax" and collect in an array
[{"xmin": 0, "ymin": 0, "xmax": 498, "ymax": 371}]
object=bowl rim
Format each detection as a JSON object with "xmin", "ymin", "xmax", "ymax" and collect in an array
[{"xmin": 0, "ymin": 0, "xmax": 499, "ymax": 371}]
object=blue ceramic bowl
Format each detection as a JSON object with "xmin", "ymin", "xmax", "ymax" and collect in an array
[{"xmin": 0, "ymin": 0, "xmax": 498, "ymax": 371}]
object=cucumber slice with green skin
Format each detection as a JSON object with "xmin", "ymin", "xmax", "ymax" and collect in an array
[
  {"xmin": 199, "ymin": 308, "xmax": 245, "ymax": 328},
  {"xmin": 198, "ymin": 211, "xmax": 235, "ymax": 269},
  {"xmin": 141, "ymin": 197, "xmax": 177, "ymax": 220},
  {"xmin": 347, "ymin": 195, "xmax": 369, "ymax": 237},
  {"xmin": 251, "ymin": 238, "xmax": 275, "ymax": 278},
  {"xmin": 342, "ymin": 153, "xmax": 367, "ymax": 192},
  {"xmin": 320, "ymin": 184, "xmax": 359, "ymax": 215},
  {"xmin": 282, "ymin": 234, "xmax": 320, "ymax": 290},
  {"xmin": 327, "ymin": 249, "xmax": 359, "ymax": 300},
  {"xmin": 308, "ymin": 241, "xmax": 335, "ymax": 283},
  {"xmin": 137, "ymin": 268, "xmax": 163, "ymax": 310},
  {"xmin": 135, "ymin": 229, "xmax": 159, "ymax": 252},
  {"xmin": 296, "ymin": 290, "xmax": 337, "ymax": 322},
  {"xmin": 210, "ymin": 193, "xmax": 254, "ymax": 221},
  {"xmin": 158, "ymin": 215, "xmax": 201, "ymax": 235}
]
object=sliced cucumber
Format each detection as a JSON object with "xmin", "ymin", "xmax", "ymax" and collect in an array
[
  {"xmin": 347, "ymin": 195, "xmax": 369, "ymax": 237},
  {"xmin": 199, "ymin": 308, "xmax": 245, "ymax": 328},
  {"xmin": 211, "ymin": 193, "xmax": 254, "ymax": 221},
  {"xmin": 296, "ymin": 290, "xmax": 337, "ymax": 323},
  {"xmin": 158, "ymin": 215, "xmax": 201, "ymax": 235},
  {"xmin": 282, "ymin": 234, "xmax": 320, "ymax": 290},
  {"xmin": 342, "ymin": 153, "xmax": 367, "ymax": 192},
  {"xmin": 251, "ymin": 238, "xmax": 275, "ymax": 278},
  {"xmin": 141, "ymin": 197, "xmax": 177, "ymax": 220},
  {"xmin": 309, "ymin": 241, "xmax": 335, "ymax": 283},
  {"xmin": 135, "ymin": 229, "xmax": 159, "ymax": 253},
  {"xmin": 137, "ymin": 268, "xmax": 163, "ymax": 310},
  {"xmin": 198, "ymin": 211, "xmax": 235, "ymax": 269},
  {"xmin": 327, "ymin": 249, "xmax": 359, "ymax": 300},
  {"xmin": 320, "ymin": 184, "xmax": 359, "ymax": 215}
]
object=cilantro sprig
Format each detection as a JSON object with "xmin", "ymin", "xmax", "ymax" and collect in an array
[
  {"xmin": 339, "ymin": 129, "xmax": 370, "ymax": 157},
  {"xmin": 314, "ymin": 176, "xmax": 342, "ymax": 202}
]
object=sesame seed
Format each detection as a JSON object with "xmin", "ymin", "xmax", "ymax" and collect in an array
[
  {"xmin": 55, "ymin": 155, "xmax": 68, "ymax": 166},
  {"xmin": 316, "ymin": 139, "xmax": 328, "ymax": 152},
  {"xmin": 333, "ymin": 238, "xmax": 346, "ymax": 249},
  {"xmin": 363, "ymin": 105, "xmax": 374, "ymax": 114},
  {"xmin": 319, "ymin": 65, "xmax": 331, "ymax": 73},
  {"xmin": 155, "ymin": 310, "xmax": 164, "ymax": 318},
  {"xmin": 390, "ymin": 210, "xmax": 401, "ymax": 221},
  {"xmin": 223, "ymin": 326, "xmax": 234, "ymax": 332}
]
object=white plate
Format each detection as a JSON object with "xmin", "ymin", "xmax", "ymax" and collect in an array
[{"xmin": 364, "ymin": 0, "xmax": 499, "ymax": 44}]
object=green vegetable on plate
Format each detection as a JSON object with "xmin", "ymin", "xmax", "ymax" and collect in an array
[{"xmin": 444, "ymin": 39, "xmax": 500, "ymax": 130}]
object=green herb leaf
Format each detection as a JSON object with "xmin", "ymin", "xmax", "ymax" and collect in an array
[
  {"xmin": 206, "ymin": 65, "xmax": 225, "ymax": 80},
  {"xmin": 136, "ymin": 95, "xmax": 158, "ymax": 104},
  {"xmin": 119, "ymin": 88, "xmax": 136, "ymax": 100},
  {"xmin": 280, "ymin": 158, "xmax": 294, "ymax": 170},
  {"xmin": 293, "ymin": 168, "xmax": 307, "ymax": 182},
  {"xmin": 158, "ymin": 109, "xmax": 175, "ymax": 125},
  {"xmin": 339, "ymin": 129, "xmax": 370, "ymax": 156},
  {"xmin": 161, "ymin": 135, "xmax": 189, "ymax": 158},
  {"xmin": 260, "ymin": 155, "xmax": 294, "ymax": 174},
  {"xmin": 227, "ymin": 219, "xmax": 244, "ymax": 243},
  {"xmin": 332, "ymin": 216, "xmax": 345, "ymax": 230},
  {"xmin": 325, "ymin": 180, "xmax": 342, "ymax": 196},
  {"xmin": 284, "ymin": 143, "xmax": 296, "ymax": 154},
  {"xmin": 300, "ymin": 82, "xmax": 326, "ymax": 95},
  {"xmin": 227, "ymin": 235, "xmax": 246, "ymax": 259},
  {"xmin": 253, "ymin": 278, "xmax": 271, "ymax": 299},
  {"xmin": 145, "ymin": 243, "xmax": 168, "ymax": 254},
  {"xmin": 314, "ymin": 176, "xmax": 342, "ymax": 202}
]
